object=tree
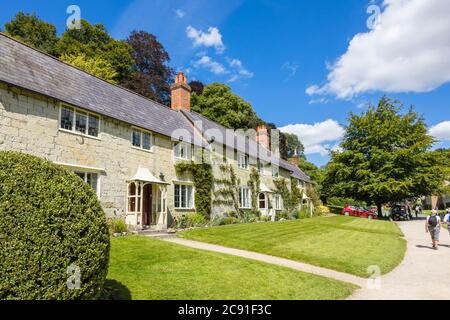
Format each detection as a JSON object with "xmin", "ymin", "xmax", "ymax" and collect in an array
[
  {"xmin": 189, "ymin": 80, "xmax": 205, "ymax": 96},
  {"xmin": 322, "ymin": 97, "xmax": 445, "ymax": 216},
  {"xmin": 61, "ymin": 54, "xmax": 118, "ymax": 84},
  {"xmin": 122, "ymin": 30, "xmax": 174, "ymax": 105},
  {"xmin": 191, "ymin": 83, "xmax": 263, "ymax": 131},
  {"xmin": 297, "ymin": 157, "xmax": 324, "ymax": 184},
  {"xmin": 56, "ymin": 20, "xmax": 134, "ymax": 83},
  {"xmin": 285, "ymin": 133, "xmax": 305, "ymax": 158},
  {"xmin": 266, "ymin": 123, "xmax": 289, "ymax": 159},
  {"xmin": 4, "ymin": 12, "xmax": 58, "ymax": 55}
]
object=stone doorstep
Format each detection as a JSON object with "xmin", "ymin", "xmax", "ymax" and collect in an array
[{"xmin": 136, "ymin": 229, "xmax": 178, "ymax": 239}]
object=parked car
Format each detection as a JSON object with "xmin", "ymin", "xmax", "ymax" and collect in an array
[
  {"xmin": 390, "ymin": 205, "xmax": 411, "ymax": 221},
  {"xmin": 342, "ymin": 205, "xmax": 378, "ymax": 219}
]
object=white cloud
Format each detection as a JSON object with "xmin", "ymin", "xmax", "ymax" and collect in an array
[
  {"xmin": 226, "ymin": 58, "xmax": 254, "ymax": 82},
  {"xmin": 429, "ymin": 121, "xmax": 450, "ymax": 141},
  {"xmin": 175, "ymin": 9, "xmax": 186, "ymax": 18},
  {"xmin": 186, "ymin": 26, "xmax": 225, "ymax": 54},
  {"xmin": 281, "ymin": 61, "xmax": 299, "ymax": 80},
  {"xmin": 308, "ymin": 0, "xmax": 450, "ymax": 99},
  {"xmin": 280, "ymin": 119, "xmax": 345, "ymax": 157},
  {"xmin": 193, "ymin": 55, "xmax": 228, "ymax": 75}
]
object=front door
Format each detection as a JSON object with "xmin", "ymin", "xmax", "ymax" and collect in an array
[{"xmin": 142, "ymin": 184, "xmax": 153, "ymax": 226}]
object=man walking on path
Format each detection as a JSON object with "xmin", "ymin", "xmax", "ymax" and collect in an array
[
  {"xmin": 426, "ymin": 209, "xmax": 441, "ymax": 250},
  {"xmin": 443, "ymin": 208, "xmax": 450, "ymax": 235}
]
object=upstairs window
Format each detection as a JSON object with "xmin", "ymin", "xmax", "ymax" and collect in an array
[
  {"xmin": 272, "ymin": 165, "xmax": 279, "ymax": 177},
  {"xmin": 60, "ymin": 105, "xmax": 100, "ymax": 138},
  {"xmin": 132, "ymin": 129, "xmax": 152, "ymax": 151},
  {"xmin": 174, "ymin": 142, "xmax": 191, "ymax": 160},
  {"xmin": 238, "ymin": 153, "xmax": 249, "ymax": 170}
]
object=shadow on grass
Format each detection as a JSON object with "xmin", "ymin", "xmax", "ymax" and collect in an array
[{"xmin": 100, "ymin": 279, "xmax": 132, "ymax": 300}]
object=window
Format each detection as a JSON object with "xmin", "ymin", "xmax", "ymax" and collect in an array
[
  {"xmin": 259, "ymin": 193, "xmax": 266, "ymax": 209},
  {"xmin": 238, "ymin": 153, "xmax": 249, "ymax": 169},
  {"xmin": 257, "ymin": 160, "xmax": 264, "ymax": 173},
  {"xmin": 132, "ymin": 129, "xmax": 152, "ymax": 151},
  {"xmin": 127, "ymin": 182, "xmax": 141, "ymax": 213},
  {"xmin": 239, "ymin": 187, "xmax": 251, "ymax": 209},
  {"xmin": 174, "ymin": 142, "xmax": 191, "ymax": 160},
  {"xmin": 174, "ymin": 184, "xmax": 194, "ymax": 209},
  {"xmin": 74, "ymin": 171, "xmax": 99, "ymax": 194},
  {"xmin": 272, "ymin": 165, "xmax": 279, "ymax": 177},
  {"xmin": 60, "ymin": 105, "xmax": 100, "ymax": 138},
  {"xmin": 274, "ymin": 195, "xmax": 283, "ymax": 210}
]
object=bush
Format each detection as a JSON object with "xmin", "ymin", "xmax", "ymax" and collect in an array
[
  {"xmin": 107, "ymin": 218, "xmax": 128, "ymax": 234},
  {"xmin": 314, "ymin": 205, "xmax": 330, "ymax": 216},
  {"xmin": 174, "ymin": 213, "xmax": 207, "ymax": 229},
  {"xmin": 298, "ymin": 208, "xmax": 310, "ymax": 219},
  {"xmin": 0, "ymin": 151, "xmax": 110, "ymax": 300}
]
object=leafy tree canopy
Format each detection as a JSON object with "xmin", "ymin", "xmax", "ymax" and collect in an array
[
  {"xmin": 56, "ymin": 20, "xmax": 134, "ymax": 83},
  {"xmin": 189, "ymin": 80, "xmax": 205, "ymax": 96},
  {"xmin": 122, "ymin": 30, "xmax": 174, "ymax": 105},
  {"xmin": 61, "ymin": 54, "xmax": 118, "ymax": 84},
  {"xmin": 322, "ymin": 97, "xmax": 445, "ymax": 214},
  {"xmin": 191, "ymin": 83, "xmax": 263, "ymax": 131},
  {"xmin": 285, "ymin": 133, "xmax": 305, "ymax": 158},
  {"xmin": 4, "ymin": 12, "xmax": 58, "ymax": 55}
]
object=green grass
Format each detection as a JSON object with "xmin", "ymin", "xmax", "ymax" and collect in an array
[
  {"xmin": 105, "ymin": 236, "xmax": 356, "ymax": 300},
  {"xmin": 180, "ymin": 215, "xmax": 406, "ymax": 278}
]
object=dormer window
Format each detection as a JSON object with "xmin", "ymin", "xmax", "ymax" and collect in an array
[{"xmin": 60, "ymin": 105, "xmax": 100, "ymax": 138}]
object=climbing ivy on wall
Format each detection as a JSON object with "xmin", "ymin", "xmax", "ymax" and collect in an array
[
  {"xmin": 175, "ymin": 162, "xmax": 213, "ymax": 218},
  {"xmin": 247, "ymin": 168, "xmax": 261, "ymax": 212},
  {"xmin": 213, "ymin": 164, "xmax": 242, "ymax": 217},
  {"xmin": 274, "ymin": 178, "xmax": 303, "ymax": 214}
]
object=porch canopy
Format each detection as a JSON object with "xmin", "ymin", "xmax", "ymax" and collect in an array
[
  {"xmin": 127, "ymin": 166, "xmax": 169, "ymax": 185},
  {"xmin": 260, "ymin": 182, "xmax": 274, "ymax": 193}
]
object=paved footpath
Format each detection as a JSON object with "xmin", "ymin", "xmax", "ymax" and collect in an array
[
  {"xmin": 349, "ymin": 219, "xmax": 450, "ymax": 300},
  {"xmin": 165, "ymin": 238, "xmax": 367, "ymax": 287}
]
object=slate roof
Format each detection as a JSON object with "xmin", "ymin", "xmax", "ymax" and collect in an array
[
  {"xmin": 0, "ymin": 33, "xmax": 311, "ymax": 183},
  {"xmin": 184, "ymin": 111, "xmax": 311, "ymax": 183},
  {"xmin": 0, "ymin": 33, "xmax": 198, "ymax": 143}
]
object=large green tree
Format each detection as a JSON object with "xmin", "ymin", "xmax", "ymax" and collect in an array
[
  {"xmin": 191, "ymin": 83, "xmax": 263, "ymax": 131},
  {"xmin": 285, "ymin": 133, "xmax": 305, "ymax": 158},
  {"xmin": 61, "ymin": 54, "xmax": 118, "ymax": 84},
  {"xmin": 322, "ymin": 97, "xmax": 445, "ymax": 215},
  {"xmin": 4, "ymin": 12, "xmax": 59, "ymax": 55},
  {"xmin": 56, "ymin": 20, "xmax": 133, "ymax": 83},
  {"xmin": 122, "ymin": 30, "xmax": 174, "ymax": 105}
]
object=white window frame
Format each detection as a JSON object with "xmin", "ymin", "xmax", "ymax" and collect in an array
[
  {"xmin": 272, "ymin": 165, "xmax": 279, "ymax": 178},
  {"xmin": 274, "ymin": 194, "xmax": 283, "ymax": 211},
  {"xmin": 59, "ymin": 103, "xmax": 101, "ymax": 139},
  {"xmin": 237, "ymin": 152, "xmax": 249, "ymax": 170},
  {"xmin": 74, "ymin": 171, "xmax": 100, "ymax": 197},
  {"xmin": 131, "ymin": 127, "xmax": 153, "ymax": 152},
  {"xmin": 239, "ymin": 187, "xmax": 251, "ymax": 209},
  {"xmin": 173, "ymin": 141, "xmax": 191, "ymax": 160},
  {"xmin": 174, "ymin": 183, "xmax": 195, "ymax": 210}
]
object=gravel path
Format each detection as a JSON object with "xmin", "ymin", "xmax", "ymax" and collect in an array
[
  {"xmin": 349, "ymin": 219, "xmax": 450, "ymax": 300},
  {"xmin": 165, "ymin": 238, "xmax": 367, "ymax": 287}
]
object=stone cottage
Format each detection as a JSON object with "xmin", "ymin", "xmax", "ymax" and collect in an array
[{"xmin": 0, "ymin": 33, "xmax": 312, "ymax": 230}]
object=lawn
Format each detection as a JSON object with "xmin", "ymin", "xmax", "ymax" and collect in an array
[
  {"xmin": 180, "ymin": 215, "xmax": 407, "ymax": 278},
  {"xmin": 104, "ymin": 236, "xmax": 356, "ymax": 300}
]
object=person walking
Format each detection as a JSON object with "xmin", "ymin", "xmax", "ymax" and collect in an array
[
  {"xmin": 415, "ymin": 204, "xmax": 420, "ymax": 218},
  {"xmin": 443, "ymin": 208, "xmax": 450, "ymax": 236},
  {"xmin": 426, "ymin": 209, "xmax": 441, "ymax": 250}
]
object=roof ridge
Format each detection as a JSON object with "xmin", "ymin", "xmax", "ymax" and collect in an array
[{"xmin": 0, "ymin": 32, "xmax": 176, "ymax": 113}]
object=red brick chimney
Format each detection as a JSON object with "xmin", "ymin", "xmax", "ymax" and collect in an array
[
  {"xmin": 171, "ymin": 72, "xmax": 191, "ymax": 112},
  {"xmin": 256, "ymin": 125, "xmax": 270, "ymax": 149}
]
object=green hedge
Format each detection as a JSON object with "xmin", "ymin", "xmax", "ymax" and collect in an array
[{"xmin": 0, "ymin": 151, "xmax": 110, "ymax": 300}]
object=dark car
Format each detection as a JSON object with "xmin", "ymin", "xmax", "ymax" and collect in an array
[{"xmin": 390, "ymin": 205, "xmax": 411, "ymax": 221}]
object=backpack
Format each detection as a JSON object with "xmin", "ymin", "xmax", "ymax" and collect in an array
[{"xmin": 428, "ymin": 215, "xmax": 438, "ymax": 227}]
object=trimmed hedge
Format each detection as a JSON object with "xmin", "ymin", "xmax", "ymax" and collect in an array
[{"xmin": 0, "ymin": 151, "xmax": 110, "ymax": 300}]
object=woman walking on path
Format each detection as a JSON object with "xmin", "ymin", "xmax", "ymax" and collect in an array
[{"xmin": 426, "ymin": 209, "xmax": 441, "ymax": 250}]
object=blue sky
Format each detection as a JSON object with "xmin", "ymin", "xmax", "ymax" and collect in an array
[{"xmin": 1, "ymin": 0, "xmax": 449, "ymax": 166}]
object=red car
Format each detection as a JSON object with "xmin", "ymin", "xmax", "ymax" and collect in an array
[{"xmin": 342, "ymin": 205, "xmax": 378, "ymax": 219}]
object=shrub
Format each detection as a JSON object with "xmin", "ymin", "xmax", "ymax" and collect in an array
[
  {"xmin": 174, "ymin": 213, "xmax": 207, "ymax": 229},
  {"xmin": 298, "ymin": 208, "xmax": 310, "ymax": 219},
  {"xmin": 107, "ymin": 218, "xmax": 128, "ymax": 234},
  {"xmin": 0, "ymin": 151, "xmax": 110, "ymax": 300},
  {"xmin": 314, "ymin": 205, "xmax": 330, "ymax": 216}
]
